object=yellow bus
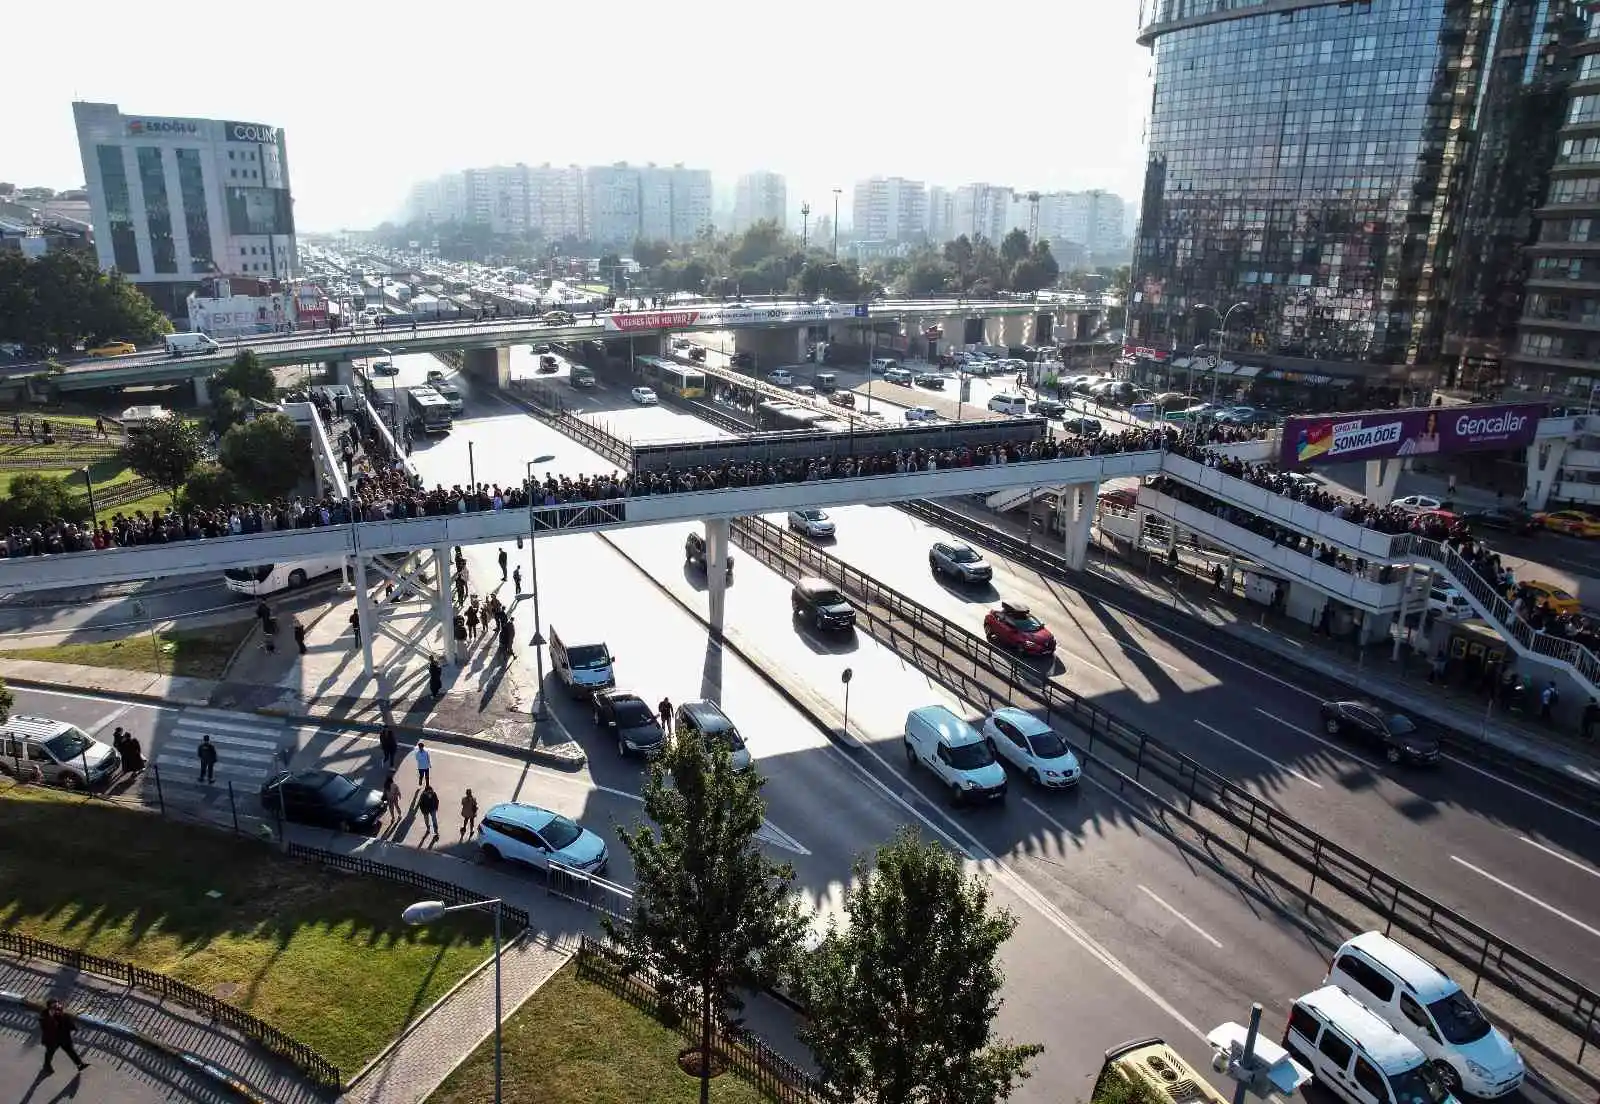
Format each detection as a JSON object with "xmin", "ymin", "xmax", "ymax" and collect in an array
[{"xmin": 1094, "ymin": 1038, "xmax": 1231, "ymax": 1104}]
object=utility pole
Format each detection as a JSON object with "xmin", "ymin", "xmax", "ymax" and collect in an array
[
  {"xmin": 801, "ymin": 202, "xmax": 811, "ymax": 249},
  {"xmin": 1026, "ymin": 190, "xmax": 1041, "ymax": 242},
  {"xmin": 832, "ymin": 188, "xmax": 841, "ymax": 258}
]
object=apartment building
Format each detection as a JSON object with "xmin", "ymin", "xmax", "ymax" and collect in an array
[
  {"xmin": 851, "ymin": 176, "xmax": 928, "ymax": 243},
  {"xmin": 733, "ymin": 171, "xmax": 787, "ymax": 231}
]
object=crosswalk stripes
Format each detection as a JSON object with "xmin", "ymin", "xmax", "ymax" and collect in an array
[{"xmin": 146, "ymin": 708, "xmax": 289, "ymax": 801}]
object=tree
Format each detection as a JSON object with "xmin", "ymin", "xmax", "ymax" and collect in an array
[
  {"xmin": 607, "ymin": 732, "xmax": 806, "ymax": 1104},
  {"xmin": 125, "ymin": 415, "xmax": 204, "ymax": 502},
  {"xmin": 181, "ymin": 462, "xmax": 241, "ymax": 511},
  {"xmin": 216, "ymin": 350, "xmax": 276, "ymax": 403},
  {"xmin": 0, "ymin": 473, "xmax": 88, "ymax": 529},
  {"xmin": 597, "ymin": 252, "xmax": 624, "ymax": 291},
  {"xmin": 803, "ymin": 827, "xmax": 1043, "ymax": 1104},
  {"xmin": 1000, "ymin": 228, "xmax": 1032, "ymax": 270},
  {"xmin": 632, "ymin": 238, "xmax": 673, "ymax": 270},
  {"xmin": 0, "ymin": 248, "xmax": 169, "ymax": 353},
  {"xmin": 218, "ymin": 413, "xmax": 309, "ymax": 500},
  {"xmin": 0, "ymin": 677, "xmax": 13, "ymax": 723}
]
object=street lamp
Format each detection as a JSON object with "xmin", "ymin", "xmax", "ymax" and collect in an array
[
  {"xmin": 1191, "ymin": 301, "xmax": 1250, "ymax": 405},
  {"xmin": 524, "ymin": 460, "xmax": 547, "ymax": 720},
  {"xmin": 80, "ymin": 466, "xmax": 98, "ymax": 527},
  {"xmin": 832, "ymin": 188, "xmax": 841, "ymax": 259},
  {"xmin": 404, "ymin": 899, "xmax": 504, "ymax": 1104}
]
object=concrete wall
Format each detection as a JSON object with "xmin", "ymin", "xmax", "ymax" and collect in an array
[{"xmin": 463, "ymin": 345, "xmax": 510, "ymax": 389}]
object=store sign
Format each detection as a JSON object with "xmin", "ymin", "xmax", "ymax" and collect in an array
[
  {"xmin": 1282, "ymin": 402, "xmax": 1548, "ymax": 468},
  {"xmin": 1123, "ymin": 344, "xmax": 1171, "ymax": 362},
  {"xmin": 126, "ymin": 118, "xmax": 198, "ymax": 137},
  {"xmin": 224, "ymin": 121, "xmax": 280, "ymax": 143}
]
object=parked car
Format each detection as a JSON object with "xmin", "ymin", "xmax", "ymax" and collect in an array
[
  {"xmin": 593, "ymin": 690, "xmax": 665, "ymax": 758},
  {"xmin": 884, "ymin": 367, "xmax": 913, "ymax": 385},
  {"xmin": 914, "ymin": 371, "xmax": 946, "ymax": 390},
  {"xmin": 787, "ymin": 508, "xmax": 835, "ymax": 538},
  {"xmin": 1515, "ymin": 579, "xmax": 1581, "ymax": 614},
  {"xmin": 1029, "ymin": 398, "xmax": 1067, "ymax": 417},
  {"xmin": 1533, "ymin": 509, "xmax": 1600, "ymax": 537},
  {"xmin": 929, "ymin": 541, "xmax": 993, "ymax": 584},
  {"xmin": 791, "ymin": 577, "xmax": 856, "ymax": 633},
  {"xmin": 630, "ymin": 386, "xmax": 658, "ymax": 405},
  {"xmin": 981, "ymin": 707, "xmax": 1081, "ymax": 788},
  {"xmin": 1459, "ymin": 506, "xmax": 1535, "ymax": 534},
  {"xmin": 478, "ymin": 801, "xmax": 608, "ymax": 873},
  {"xmin": 983, "ymin": 601, "xmax": 1055, "ymax": 656},
  {"xmin": 685, "ymin": 531, "xmax": 734, "ymax": 578},
  {"xmin": 0, "ymin": 715, "xmax": 120, "ymax": 790},
  {"xmin": 904, "ymin": 406, "xmax": 940, "ymax": 423},
  {"xmin": 1318, "ymin": 701, "xmax": 1441, "ymax": 765},
  {"xmin": 1061, "ymin": 416, "xmax": 1103, "ymax": 436},
  {"xmin": 259, "ymin": 769, "xmax": 384, "ymax": 833},
  {"xmin": 674, "ymin": 700, "xmax": 750, "ymax": 771}
]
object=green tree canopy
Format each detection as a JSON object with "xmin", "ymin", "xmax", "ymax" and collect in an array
[
  {"xmin": 180, "ymin": 462, "xmax": 241, "ymax": 511},
  {"xmin": 606, "ymin": 729, "xmax": 806, "ymax": 1104},
  {"xmin": 125, "ymin": 415, "xmax": 204, "ymax": 502},
  {"xmin": 218, "ymin": 412, "xmax": 310, "ymax": 500},
  {"xmin": 0, "ymin": 248, "xmax": 171, "ymax": 354},
  {"xmin": 0, "ymin": 677, "xmax": 14, "ymax": 723},
  {"xmin": 803, "ymin": 827, "xmax": 1043, "ymax": 1104},
  {"xmin": 0, "ymin": 472, "xmax": 89, "ymax": 529},
  {"xmin": 632, "ymin": 238, "xmax": 673, "ymax": 269},
  {"xmin": 216, "ymin": 350, "xmax": 277, "ymax": 402}
]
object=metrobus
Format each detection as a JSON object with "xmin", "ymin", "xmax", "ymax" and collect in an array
[
  {"xmin": 406, "ymin": 385, "xmax": 454, "ymax": 434},
  {"xmin": 757, "ymin": 401, "xmax": 831, "ymax": 432},
  {"xmin": 637, "ymin": 356, "xmax": 707, "ymax": 398},
  {"xmin": 1094, "ymin": 1039, "xmax": 1230, "ymax": 1104},
  {"xmin": 224, "ymin": 557, "xmax": 346, "ymax": 596}
]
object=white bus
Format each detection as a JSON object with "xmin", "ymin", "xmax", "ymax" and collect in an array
[{"xmin": 223, "ymin": 557, "xmax": 346, "ymax": 596}]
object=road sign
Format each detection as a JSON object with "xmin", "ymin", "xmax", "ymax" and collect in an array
[{"xmin": 854, "ymin": 303, "xmax": 870, "ymax": 318}]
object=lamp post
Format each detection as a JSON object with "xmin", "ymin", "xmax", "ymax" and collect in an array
[
  {"xmin": 801, "ymin": 202, "xmax": 811, "ymax": 249},
  {"xmin": 80, "ymin": 466, "xmax": 98, "ymax": 527},
  {"xmin": 524, "ymin": 460, "xmax": 547, "ymax": 720},
  {"xmin": 832, "ymin": 188, "xmax": 841, "ymax": 258},
  {"xmin": 404, "ymin": 899, "xmax": 503, "ymax": 1103},
  {"xmin": 1192, "ymin": 301, "xmax": 1249, "ymax": 405}
]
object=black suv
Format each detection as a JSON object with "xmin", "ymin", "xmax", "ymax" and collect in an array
[
  {"xmin": 593, "ymin": 690, "xmax": 665, "ymax": 758},
  {"xmin": 685, "ymin": 531, "xmax": 734, "ymax": 579},
  {"xmin": 791, "ymin": 577, "xmax": 856, "ymax": 633},
  {"xmin": 729, "ymin": 352, "xmax": 755, "ymax": 369}
]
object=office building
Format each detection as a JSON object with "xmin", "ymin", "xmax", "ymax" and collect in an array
[
  {"xmin": 851, "ymin": 176, "xmax": 928, "ymax": 243},
  {"xmin": 927, "ymin": 185, "xmax": 956, "ymax": 242},
  {"xmin": 733, "ymin": 171, "xmax": 787, "ymax": 231},
  {"xmin": 1130, "ymin": 0, "xmax": 1584, "ymax": 393},
  {"xmin": 953, "ymin": 183, "xmax": 1011, "ymax": 243},
  {"xmin": 73, "ymin": 101, "xmax": 296, "ymax": 315}
]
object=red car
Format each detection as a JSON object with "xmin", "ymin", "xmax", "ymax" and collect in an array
[{"xmin": 984, "ymin": 602, "xmax": 1056, "ymax": 656}]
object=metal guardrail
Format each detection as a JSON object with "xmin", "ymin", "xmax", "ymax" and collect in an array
[
  {"xmin": 546, "ymin": 860, "xmax": 634, "ymax": 922},
  {"xmin": 730, "ymin": 514, "xmax": 1600, "ymax": 1071},
  {"xmin": 0, "ymin": 928, "xmax": 341, "ymax": 1088},
  {"xmin": 285, "ymin": 844, "xmax": 533, "ymax": 931},
  {"xmin": 903, "ymin": 499, "xmax": 1600, "ymax": 815}
]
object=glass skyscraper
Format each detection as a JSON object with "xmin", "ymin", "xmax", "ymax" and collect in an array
[{"xmin": 1130, "ymin": 0, "xmax": 1583, "ymax": 401}]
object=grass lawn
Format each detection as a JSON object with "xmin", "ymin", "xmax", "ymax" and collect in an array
[
  {"xmin": 0, "ymin": 621, "xmax": 255, "ymax": 679},
  {"xmin": 0, "ymin": 411, "xmax": 106, "ymax": 431},
  {"xmin": 428, "ymin": 962, "xmax": 769, "ymax": 1104},
  {"xmin": 0, "ymin": 453, "xmax": 141, "ymax": 498},
  {"xmin": 0, "ymin": 784, "xmax": 498, "ymax": 1075}
]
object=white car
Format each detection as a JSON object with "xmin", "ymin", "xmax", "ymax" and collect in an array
[
  {"xmin": 477, "ymin": 801, "xmax": 609, "ymax": 874},
  {"xmin": 981, "ymin": 708, "xmax": 1081, "ymax": 788},
  {"xmin": 904, "ymin": 406, "xmax": 940, "ymax": 423},
  {"xmin": 787, "ymin": 508, "xmax": 835, "ymax": 538},
  {"xmin": 1393, "ymin": 494, "xmax": 1444, "ymax": 513},
  {"xmin": 630, "ymin": 386, "xmax": 658, "ymax": 405},
  {"xmin": 767, "ymin": 369, "xmax": 795, "ymax": 387}
]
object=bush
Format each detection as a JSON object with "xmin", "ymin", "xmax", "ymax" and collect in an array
[
  {"xmin": 0, "ymin": 472, "xmax": 89, "ymax": 528},
  {"xmin": 180, "ymin": 462, "xmax": 241, "ymax": 511}
]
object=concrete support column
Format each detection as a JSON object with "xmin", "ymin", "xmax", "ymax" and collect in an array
[
  {"xmin": 1392, "ymin": 562, "xmax": 1416, "ymax": 661},
  {"xmin": 434, "ymin": 546, "xmax": 456, "ymax": 665},
  {"xmin": 193, "ymin": 375, "xmax": 211, "ymax": 406},
  {"xmin": 1063, "ymin": 482, "xmax": 1098, "ymax": 571},
  {"xmin": 1524, "ymin": 439, "xmax": 1569, "ymax": 511},
  {"xmin": 353, "ymin": 555, "xmax": 377, "ymax": 679},
  {"xmin": 464, "ymin": 345, "xmax": 511, "ymax": 389},
  {"xmin": 1224, "ymin": 552, "xmax": 1237, "ymax": 593},
  {"xmin": 329, "ymin": 359, "xmax": 353, "ymax": 387},
  {"xmin": 1364, "ymin": 459, "xmax": 1403, "ymax": 507},
  {"xmin": 705, "ymin": 517, "xmax": 731, "ymax": 633}
]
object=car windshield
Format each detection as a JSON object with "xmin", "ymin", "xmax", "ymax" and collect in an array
[
  {"xmin": 948, "ymin": 741, "xmax": 996, "ymax": 770},
  {"xmin": 314, "ymin": 774, "xmax": 360, "ymax": 804},
  {"xmin": 1009, "ymin": 614, "xmax": 1045, "ymax": 632},
  {"xmin": 1027, "ymin": 731, "xmax": 1070, "ymax": 759},
  {"xmin": 542, "ymin": 815, "xmax": 583, "ymax": 851},
  {"xmin": 1387, "ymin": 715, "xmax": 1417, "ymax": 735},
  {"xmin": 43, "ymin": 729, "xmax": 93, "ymax": 761},
  {"xmin": 1389, "ymin": 1062, "xmax": 1451, "ymax": 1104},
  {"xmin": 1427, "ymin": 990, "xmax": 1493, "ymax": 1045},
  {"xmin": 802, "ymin": 510, "xmax": 826, "ymax": 520},
  {"xmin": 950, "ymin": 546, "xmax": 981, "ymax": 563},
  {"xmin": 811, "ymin": 588, "xmax": 845, "ymax": 605},
  {"xmin": 614, "ymin": 700, "xmax": 654, "ymax": 727},
  {"xmin": 568, "ymin": 645, "xmax": 611, "ymax": 669}
]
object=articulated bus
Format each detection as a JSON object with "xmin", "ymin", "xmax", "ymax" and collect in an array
[
  {"xmin": 756, "ymin": 400, "xmax": 838, "ymax": 432},
  {"xmin": 1094, "ymin": 1039, "xmax": 1230, "ymax": 1104},
  {"xmin": 406, "ymin": 385, "xmax": 454, "ymax": 434},
  {"xmin": 637, "ymin": 356, "xmax": 707, "ymax": 398},
  {"xmin": 224, "ymin": 557, "xmax": 347, "ymax": 596}
]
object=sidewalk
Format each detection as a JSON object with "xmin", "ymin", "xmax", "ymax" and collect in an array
[{"xmin": 0, "ymin": 954, "xmax": 331, "ymax": 1104}]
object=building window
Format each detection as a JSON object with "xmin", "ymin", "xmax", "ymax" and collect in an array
[
  {"xmin": 136, "ymin": 147, "xmax": 176, "ymax": 274},
  {"xmin": 95, "ymin": 145, "xmax": 139, "ymax": 274},
  {"xmin": 175, "ymin": 149, "xmax": 213, "ymax": 272},
  {"xmin": 1569, "ymin": 95, "xmax": 1600, "ymax": 126}
]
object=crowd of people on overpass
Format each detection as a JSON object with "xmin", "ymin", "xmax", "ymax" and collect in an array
[{"xmin": 1169, "ymin": 442, "xmax": 1419, "ymax": 535}]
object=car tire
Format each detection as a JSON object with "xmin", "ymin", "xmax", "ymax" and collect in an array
[
  {"xmin": 1386, "ymin": 746, "xmax": 1403, "ymax": 765},
  {"xmin": 59, "ymin": 773, "xmax": 81, "ymax": 791},
  {"xmin": 481, "ymin": 843, "xmax": 501, "ymax": 863},
  {"xmin": 949, "ymin": 781, "xmax": 965, "ymax": 805},
  {"xmin": 1323, "ymin": 717, "xmax": 1341, "ymax": 736},
  {"xmin": 1434, "ymin": 1063, "xmax": 1462, "ymax": 1097},
  {"xmin": 288, "ymin": 568, "xmax": 308, "ymax": 588},
  {"xmin": 1027, "ymin": 768, "xmax": 1041, "ymax": 786},
  {"xmin": 904, "ymin": 740, "xmax": 916, "ymax": 768},
  {"xmin": 617, "ymin": 737, "xmax": 627, "ymax": 758}
]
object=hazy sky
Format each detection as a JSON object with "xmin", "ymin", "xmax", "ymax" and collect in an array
[{"xmin": 5, "ymin": 1, "xmax": 1153, "ymax": 232}]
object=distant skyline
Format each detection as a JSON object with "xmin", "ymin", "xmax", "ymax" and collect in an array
[{"xmin": 2, "ymin": 1, "xmax": 1152, "ymax": 233}]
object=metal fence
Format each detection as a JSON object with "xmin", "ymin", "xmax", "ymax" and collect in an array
[
  {"xmin": 575, "ymin": 937, "xmax": 821, "ymax": 1104},
  {"xmin": 0, "ymin": 929, "xmax": 342, "ymax": 1088},
  {"xmin": 285, "ymin": 844, "xmax": 533, "ymax": 930},
  {"xmin": 546, "ymin": 860, "xmax": 634, "ymax": 923},
  {"xmin": 730, "ymin": 514, "xmax": 1600, "ymax": 1072}
]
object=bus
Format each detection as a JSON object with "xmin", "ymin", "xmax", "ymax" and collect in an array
[
  {"xmin": 224, "ymin": 557, "xmax": 346, "ymax": 596},
  {"xmin": 637, "ymin": 356, "xmax": 707, "ymax": 398},
  {"xmin": 406, "ymin": 385, "xmax": 454, "ymax": 434},
  {"xmin": 757, "ymin": 401, "xmax": 831, "ymax": 432},
  {"xmin": 1094, "ymin": 1039, "xmax": 1230, "ymax": 1104}
]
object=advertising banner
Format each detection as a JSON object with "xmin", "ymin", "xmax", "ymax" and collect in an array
[
  {"xmin": 605, "ymin": 310, "xmax": 701, "ymax": 333},
  {"xmin": 223, "ymin": 121, "xmax": 280, "ymax": 144},
  {"xmin": 1282, "ymin": 402, "xmax": 1547, "ymax": 468},
  {"xmin": 602, "ymin": 302, "xmax": 869, "ymax": 333}
]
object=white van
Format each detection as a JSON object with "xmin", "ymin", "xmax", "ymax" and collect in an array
[
  {"xmin": 904, "ymin": 705, "xmax": 1007, "ymax": 804},
  {"xmin": 1282, "ymin": 986, "xmax": 1456, "ymax": 1104},
  {"xmin": 1426, "ymin": 585, "xmax": 1471, "ymax": 620},
  {"xmin": 767, "ymin": 368, "xmax": 795, "ymax": 387},
  {"xmin": 870, "ymin": 358, "xmax": 900, "ymax": 375},
  {"xmin": 166, "ymin": 332, "xmax": 220, "ymax": 357},
  {"xmin": 0, "ymin": 715, "xmax": 121, "ymax": 790},
  {"xmin": 904, "ymin": 407, "xmax": 940, "ymax": 423},
  {"xmin": 988, "ymin": 393, "xmax": 1028, "ymax": 415},
  {"xmin": 1325, "ymin": 932, "xmax": 1523, "ymax": 1099},
  {"xmin": 550, "ymin": 628, "xmax": 615, "ymax": 698}
]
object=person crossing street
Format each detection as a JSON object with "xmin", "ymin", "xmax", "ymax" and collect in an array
[
  {"xmin": 460, "ymin": 788, "xmax": 479, "ymax": 837},
  {"xmin": 197, "ymin": 734, "xmax": 218, "ymax": 783}
]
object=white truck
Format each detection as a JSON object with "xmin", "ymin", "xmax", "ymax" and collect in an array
[{"xmin": 165, "ymin": 332, "xmax": 220, "ymax": 357}]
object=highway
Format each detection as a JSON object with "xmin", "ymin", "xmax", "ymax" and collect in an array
[{"xmin": 370, "ymin": 349, "xmax": 1580, "ymax": 1098}]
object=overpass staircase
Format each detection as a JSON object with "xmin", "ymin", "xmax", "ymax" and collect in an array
[{"xmin": 1152, "ymin": 453, "xmax": 1600, "ymax": 698}]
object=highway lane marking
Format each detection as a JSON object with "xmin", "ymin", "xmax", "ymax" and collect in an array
[
  {"xmin": 1254, "ymin": 708, "xmax": 1382, "ymax": 770},
  {"xmin": 88, "ymin": 703, "xmax": 136, "ymax": 736},
  {"xmin": 1194, "ymin": 721, "xmax": 1324, "ymax": 789},
  {"xmin": 11, "ymin": 686, "xmax": 184, "ymax": 714},
  {"xmin": 1519, "ymin": 836, "xmax": 1600, "ymax": 880},
  {"xmin": 1436, "ymin": 751, "xmax": 1600, "ymax": 831},
  {"xmin": 1136, "ymin": 885, "xmax": 1224, "ymax": 949},
  {"xmin": 1449, "ymin": 855, "xmax": 1600, "ymax": 940}
]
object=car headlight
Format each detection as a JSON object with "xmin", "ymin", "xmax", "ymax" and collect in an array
[
  {"xmin": 1044, "ymin": 770, "xmax": 1061, "ymax": 778},
  {"xmin": 962, "ymin": 778, "xmax": 979, "ymax": 788},
  {"xmin": 1464, "ymin": 1061, "xmax": 1491, "ymax": 1080}
]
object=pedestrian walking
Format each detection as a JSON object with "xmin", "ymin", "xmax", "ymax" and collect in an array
[
  {"xmin": 38, "ymin": 998, "xmax": 88, "ymax": 1076},
  {"xmin": 418, "ymin": 784, "xmax": 440, "ymax": 836},
  {"xmin": 428, "ymin": 657, "xmax": 443, "ymax": 699},
  {"xmin": 460, "ymin": 788, "xmax": 479, "ymax": 837},
  {"xmin": 498, "ymin": 547, "xmax": 508, "ymax": 581},
  {"xmin": 512, "ymin": 565, "xmax": 522, "ymax": 593},
  {"xmin": 1541, "ymin": 680, "xmax": 1560, "ymax": 723},
  {"xmin": 379, "ymin": 724, "xmax": 398, "ymax": 768},
  {"xmin": 414, "ymin": 741, "xmax": 432, "ymax": 787},
  {"xmin": 466, "ymin": 601, "xmax": 480, "ymax": 640},
  {"xmin": 383, "ymin": 772, "xmax": 402, "ymax": 822},
  {"xmin": 255, "ymin": 599, "xmax": 271, "ymax": 630},
  {"xmin": 658, "ymin": 696, "xmax": 673, "ymax": 731},
  {"xmin": 293, "ymin": 618, "xmax": 307, "ymax": 654},
  {"xmin": 197, "ymin": 734, "xmax": 218, "ymax": 783},
  {"xmin": 120, "ymin": 731, "xmax": 144, "ymax": 775}
]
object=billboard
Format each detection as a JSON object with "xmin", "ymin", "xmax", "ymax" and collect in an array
[
  {"xmin": 1282, "ymin": 402, "xmax": 1548, "ymax": 468},
  {"xmin": 223, "ymin": 121, "xmax": 280, "ymax": 144}
]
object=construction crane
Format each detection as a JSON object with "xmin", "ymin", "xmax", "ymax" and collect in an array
[{"xmin": 1020, "ymin": 190, "xmax": 1042, "ymax": 242}]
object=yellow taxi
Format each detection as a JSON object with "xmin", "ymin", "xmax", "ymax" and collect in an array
[
  {"xmin": 1534, "ymin": 509, "xmax": 1600, "ymax": 537},
  {"xmin": 86, "ymin": 341, "xmax": 137, "ymax": 358},
  {"xmin": 1515, "ymin": 580, "xmax": 1583, "ymax": 615}
]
